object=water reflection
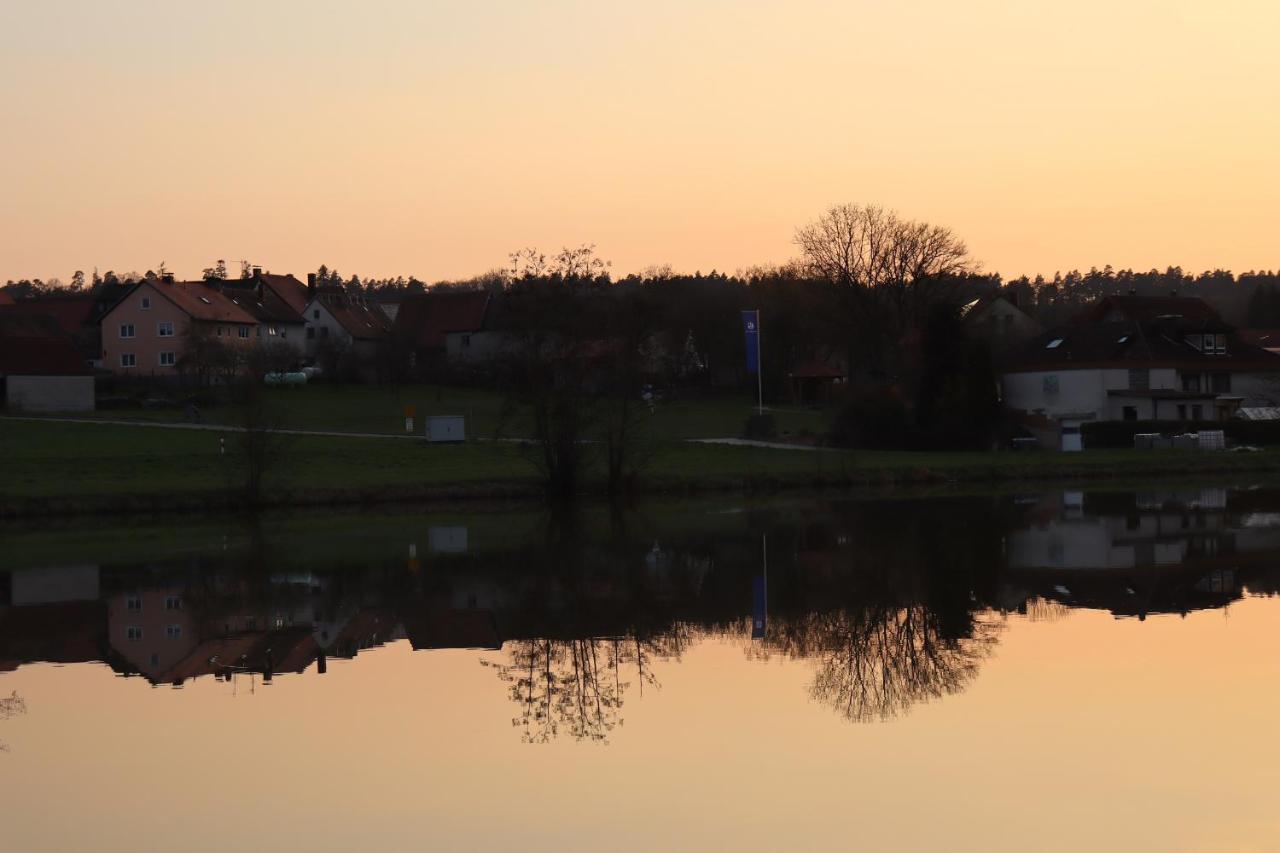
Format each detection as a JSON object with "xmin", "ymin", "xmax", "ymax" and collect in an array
[{"xmin": 4, "ymin": 486, "xmax": 1280, "ymax": 741}]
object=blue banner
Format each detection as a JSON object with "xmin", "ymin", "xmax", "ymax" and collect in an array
[{"xmin": 742, "ymin": 310, "xmax": 760, "ymax": 374}]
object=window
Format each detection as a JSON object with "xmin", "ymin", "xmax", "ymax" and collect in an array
[
  {"xmin": 1177, "ymin": 405, "xmax": 1187, "ymax": 420},
  {"xmin": 165, "ymin": 596, "xmax": 182, "ymax": 610},
  {"xmin": 1042, "ymin": 374, "xmax": 1060, "ymax": 396},
  {"xmin": 119, "ymin": 323, "xmax": 135, "ymax": 339},
  {"xmin": 461, "ymin": 334, "xmax": 471, "ymax": 348},
  {"xmin": 1211, "ymin": 373, "xmax": 1231, "ymax": 393},
  {"xmin": 166, "ymin": 625, "xmax": 182, "ymax": 639},
  {"xmin": 141, "ymin": 296, "xmax": 151, "ymax": 310},
  {"xmin": 1046, "ymin": 338, "xmax": 1064, "ymax": 349},
  {"xmin": 1128, "ymin": 368, "xmax": 1149, "ymax": 391},
  {"xmin": 268, "ymin": 326, "xmax": 278, "ymax": 336},
  {"xmin": 157, "ymin": 321, "xmax": 174, "ymax": 337},
  {"xmin": 1117, "ymin": 334, "xmax": 1131, "ymax": 344},
  {"xmin": 238, "ymin": 326, "xmax": 250, "ymax": 339},
  {"xmin": 216, "ymin": 327, "xmax": 223, "ymax": 337},
  {"xmin": 1122, "ymin": 406, "xmax": 1138, "ymax": 421},
  {"xmin": 126, "ymin": 595, "xmax": 142, "ymax": 611},
  {"xmin": 320, "ymin": 327, "xmax": 329, "ymax": 338},
  {"xmin": 199, "ymin": 296, "xmax": 212, "ymax": 304},
  {"xmin": 126, "ymin": 626, "xmax": 143, "ymax": 641},
  {"xmin": 120, "ymin": 353, "xmax": 136, "ymax": 368},
  {"xmin": 306, "ymin": 327, "xmax": 315, "ymax": 339},
  {"xmin": 1182, "ymin": 373, "xmax": 1201, "ymax": 393},
  {"xmin": 1192, "ymin": 404, "xmax": 1203, "ymax": 420},
  {"xmin": 313, "ymin": 309, "xmax": 320, "ymax": 320},
  {"xmin": 255, "ymin": 326, "xmax": 261, "ymax": 338},
  {"xmin": 159, "ymin": 351, "xmax": 176, "ymax": 367}
]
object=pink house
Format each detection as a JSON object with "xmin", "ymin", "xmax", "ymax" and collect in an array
[{"xmin": 99, "ymin": 276, "xmax": 258, "ymax": 375}]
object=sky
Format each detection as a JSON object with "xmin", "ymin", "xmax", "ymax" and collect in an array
[{"xmin": 2, "ymin": 0, "xmax": 1278, "ymax": 284}]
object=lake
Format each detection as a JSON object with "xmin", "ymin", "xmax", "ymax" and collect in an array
[{"xmin": 2, "ymin": 488, "xmax": 1279, "ymax": 851}]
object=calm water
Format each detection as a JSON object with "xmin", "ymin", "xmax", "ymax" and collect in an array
[{"xmin": 3, "ymin": 490, "xmax": 1280, "ymax": 851}]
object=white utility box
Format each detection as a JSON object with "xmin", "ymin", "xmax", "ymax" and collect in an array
[{"xmin": 426, "ymin": 415, "xmax": 466, "ymax": 443}]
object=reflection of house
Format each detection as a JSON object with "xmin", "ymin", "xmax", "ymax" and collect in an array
[
  {"xmin": 106, "ymin": 589, "xmax": 198, "ymax": 681},
  {"xmin": 1002, "ymin": 295, "xmax": 1280, "ymax": 446}
]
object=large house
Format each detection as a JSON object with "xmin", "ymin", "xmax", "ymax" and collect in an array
[
  {"xmin": 1002, "ymin": 295, "xmax": 1280, "ymax": 445},
  {"xmin": 302, "ymin": 283, "xmax": 393, "ymax": 364},
  {"xmin": 98, "ymin": 271, "xmax": 310, "ymax": 376}
]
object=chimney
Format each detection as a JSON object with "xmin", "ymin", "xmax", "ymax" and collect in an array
[
  {"xmin": 307, "ymin": 273, "xmax": 317, "ymax": 295},
  {"xmin": 161, "ymin": 273, "xmax": 174, "ymax": 285},
  {"xmin": 252, "ymin": 266, "xmax": 263, "ymax": 279}
]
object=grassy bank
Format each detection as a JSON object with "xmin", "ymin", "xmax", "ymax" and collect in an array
[{"xmin": 5, "ymin": 418, "xmax": 1280, "ymax": 518}]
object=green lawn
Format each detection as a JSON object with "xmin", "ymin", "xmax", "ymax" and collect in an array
[
  {"xmin": 5, "ymin": 418, "xmax": 1280, "ymax": 516},
  {"xmin": 51, "ymin": 383, "xmax": 829, "ymax": 440}
]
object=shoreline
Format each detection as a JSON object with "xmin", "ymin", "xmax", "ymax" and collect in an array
[{"xmin": 5, "ymin": 452, "xmax": 1279, "ymax": 520}]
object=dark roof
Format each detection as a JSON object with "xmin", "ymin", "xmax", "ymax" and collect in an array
[
  {"xmin": 1238, "ymin": 329, "xmax": 1280, "ymax": 350},
  {"xmin": 789, "ymin": 361, "xmax": 846, "ymax": 379},
  {"xmin": 393, "ymin": 290, "xmax": 491, "ymax": 350},
  {"xmin": 0, "ymin": 336, "xmax": 91, "ymax": 375},
  {"xmin": 214, "ymin": 278, "xmax": 306, "ymax": 326},
  {"xmin": 1006, "ymin": 321, "xmax": 1280, "ymax": 373},
  {"xmin": 0, "ymin": 295, "xmax": 96, "ymax": 337},
  {"xmin": 0, "ymin": 291, "xmax": 13, "ymax": 306},
  {"xmin": 314, "ymin": 288, "xmax": 392, "ymax": 340},
  {"xmin": 1071, "ymin": 295, "xmax": 1222, "ymax": 326}
]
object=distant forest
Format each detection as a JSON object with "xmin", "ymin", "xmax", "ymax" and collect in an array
[{"xmin": 7, "ymin": 260, "xmax": 1280, "ymax": 329}]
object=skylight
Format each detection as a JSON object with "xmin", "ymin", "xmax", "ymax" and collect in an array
[
  {"xmin": 1117, "ymin": 334, "xmax": 1131, "ymax": 344},
  {"xmin": 199, "ymin": 296, "xmax": 212, "ymax": 304},
  {"xmin": 1046, "ymin": 338, "xmax": 1064, "ymax": 349}
]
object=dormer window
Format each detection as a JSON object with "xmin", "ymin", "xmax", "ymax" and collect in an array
[
  {"xmin": 141, "ymin": 296, "xmax": 151, "ymax": 310},
  {"xmin": 1046, "ymin": 338, "xmax": 1064, "ymax": 349}
]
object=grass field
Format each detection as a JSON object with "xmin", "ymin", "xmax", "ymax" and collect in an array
[
  {"xmin": 5, "ymin": 416, "xmax": 1280, "ymax": 517},
  {"xmin": 63, "ymin": 383, "xmax": 830, "ymax": 441}
]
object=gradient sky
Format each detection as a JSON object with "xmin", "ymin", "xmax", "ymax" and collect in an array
[{"xmin": 2, "ymin": 0, "xmax": 1278, "ymax": 283}]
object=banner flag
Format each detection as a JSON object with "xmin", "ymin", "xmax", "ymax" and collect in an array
[{"xmin": 742, "ymin": 310, "xmax": 760, "ymax": 374}]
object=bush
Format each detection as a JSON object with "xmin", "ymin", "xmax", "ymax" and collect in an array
[{"xmin": 830, "ymin": 387, "xmax": 916, "ymax": 449}]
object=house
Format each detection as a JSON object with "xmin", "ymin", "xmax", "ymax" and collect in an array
[
  {"xmin": 303, "ymin": 283, "xmax": 393, "ymax": 365},
  {"xmin": 1002, "ymin": 295, "xmax": 1280, "ymax": 446},
  {"xmin": 0, "ymin": 334, "xmax": 95, "ymax": 411},
  {"xmin": 392, "ymin": 289, "xmax": 496, "ymax": 371},
  {"xmin": 209, "ymin": 269, "xmax": 310, "ymax": 357},
  {"xmin": 960, "ymin": 292, "xmax": 1041, "ymax": 358},
  {"xmin": 788, "ymin": 360, "xmax": 847, "ymax": 405},
  {"xmin": 0, "ymin": 293, "xmax": 103, "ymax": 366},
  {"xmin": 98, "ymin": 275, "xmax": 258, "ymax": 376}
]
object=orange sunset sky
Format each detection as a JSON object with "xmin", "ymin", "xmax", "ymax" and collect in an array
[{"xmin": 2, "ymin": 0, "xmax": 1277, "ymax": 283}]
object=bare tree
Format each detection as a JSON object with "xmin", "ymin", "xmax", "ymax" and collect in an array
[
  {"xmin": 795, "ymin": 203, "xmax": 972, "ymax": 378},
  {"xmin": 0, "ymin": 690, "xmax": 27, "ymax": 752}
]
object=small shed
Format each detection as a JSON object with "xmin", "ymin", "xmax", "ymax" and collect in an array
[
  {"xmin": 0, "ymin": 336, "xmax": 94, "ymax": 412},
  {"xmin": 788, "ymin": 361, "xmax": 847, "ymax": 405},
  {"xmin": 426, "ymin": 415, "xmax": 466, "ymax": 443}
]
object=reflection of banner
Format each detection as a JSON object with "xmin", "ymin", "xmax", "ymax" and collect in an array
[
  {"xmin": 741, "ymin": 310, "xmax": 760, "ymax": 374},
  {"xmin": 751, "ymin": 575, "xmax": 766, "ymax": 639}
]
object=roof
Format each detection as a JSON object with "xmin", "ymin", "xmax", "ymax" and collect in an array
[
  {"xmin": 1238, "ymin": 329, "xmax": 1280, "ymax": 350},
  {"xmin": 258, "ymin": 273, "xmax": 310, "ymax": 315},
  {"xmin": 0, "ymin": 335, "xmax": 91, "ymax": 375},
  {"xmin": 1005, "ymin": 321, "xmax": 1280, "ymax": 373},
  {"xmin": 0, "ymin": 291, "xmax": 13, "ymax": 306},
  {"xmin": 214, "ymin": 278, "xmax": 306, "ymax": 326},
  {"xmin": 314, "ymin": 289, "xmax": 393, "ymax": 340},
  {"xmin": 0, "ymin": 294, "xmax": 96, "ymax": 337},
  {"xmin": 138, "ymin": 281, "xmax": 259, "ymax": 325},
  {"xmin": 1071, "ymin": 295, "xmax": 1221, "ymax": 326},
  {"xmin": 393, "ymin": 290, "xmax": 491, "ymax": 350},
  {"xmin": 789, "ymin": 361, "xmax": 846, "ymax": 379}
]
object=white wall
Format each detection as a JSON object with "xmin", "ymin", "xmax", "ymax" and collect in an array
[
  {"xmin": 1003, "ymin": 369, "xmax": 1107, "ymax": 419},
  {"xmin": 5, "ymin": 375, "xmax": 94, "ymax": 412},
  {"xmin": 445, "ymin": 330, "xmax": 511, "ymax": 365}
]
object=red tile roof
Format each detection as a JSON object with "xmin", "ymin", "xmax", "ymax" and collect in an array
[
  {"xmin": 0, "ymin": 291, "xmax": 13, "ymax": 306},
  {"xmin": 393, "ymin": 290, "xmax": 491, "ymax": 349},
  {"xmin": 0, "ymin": 295, "xmax": 96, "ymax": 337},
  {"xmin": 0, "ymin": 336, "xmax": 91, "ymax": 375},
  {"xmin": 257, "ymin": 273, "xmax": 310, "ymax": 316},
  {"xmin": 1071, "ymin": 295, "xmax": 1221, "ymax": 326},
  {"xmin": 146, "ymin": 281, "xmax": 258, "ymax": 325}
]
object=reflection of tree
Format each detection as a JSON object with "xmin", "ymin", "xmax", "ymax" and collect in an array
[
  {"xmin": 753, "ymin": 606, "xmax": 1000, "ymax": 723},
  {"xmin": 0, "ymin": 690, "xmax": 28, "ymax": 752},
  {"xmin": 486, "ymin": 627, "xmax": 694, "ymax": 744}
]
